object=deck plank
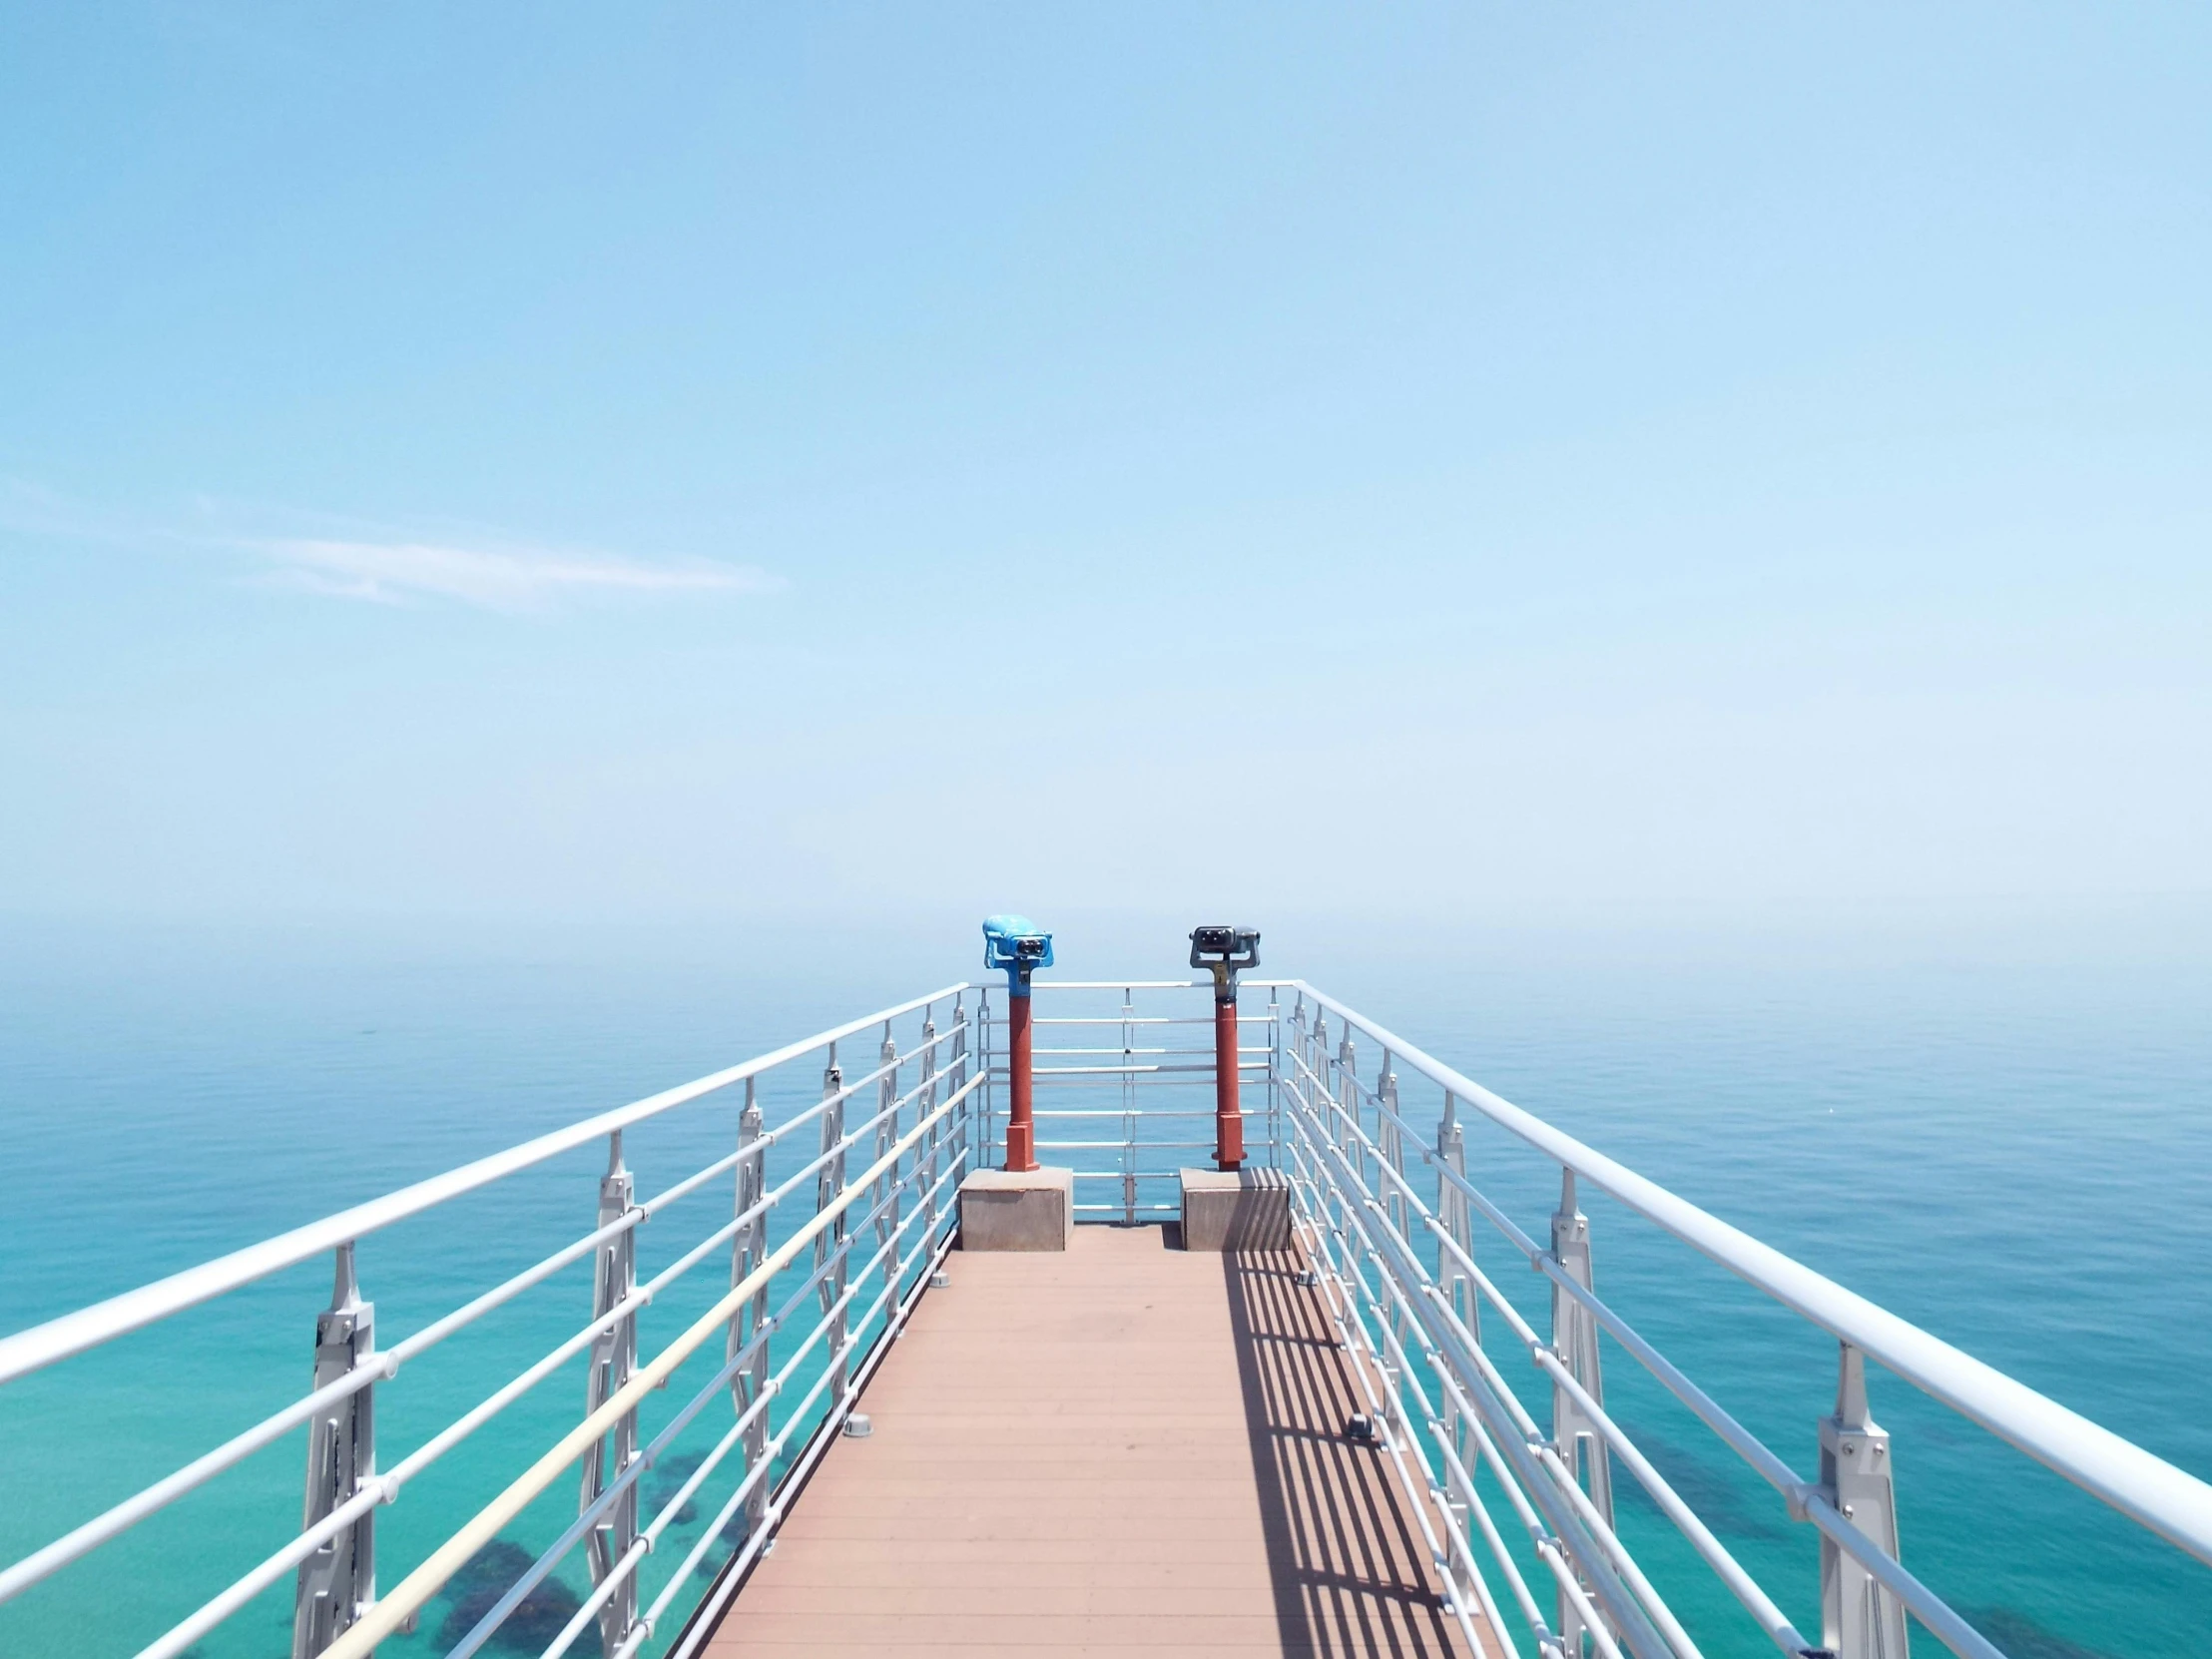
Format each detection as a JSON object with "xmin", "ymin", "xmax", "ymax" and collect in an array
[{"xmin": 700, "ymin": 1224, "xmax": 1500, "ymax": 1658}]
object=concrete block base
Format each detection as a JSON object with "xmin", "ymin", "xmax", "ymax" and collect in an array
[
  {"xmin": 1180, "ymin": 1167, "xmax": 1291, "ymax": 1251},
  {"xmin": 958, "ymin": 1167, "xmax": 1075, "ymax": 1252}
]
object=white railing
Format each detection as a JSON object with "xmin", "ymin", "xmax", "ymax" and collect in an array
[
  {"xmin": 1278, "ymin": 981, "xmax": 2212, "ymax": 1659},
  {"xmin": 9, "ymin": 970, "xmax": 2210, "ymax": 1659},
  {"xmin": 973, "ymin": 978, "xmax": 1284, "ymax": 1220},
  {"xmin": 0, "ymin": 985, "xmax": 982, "ymax": 1659}
]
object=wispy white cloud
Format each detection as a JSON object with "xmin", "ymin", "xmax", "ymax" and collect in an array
[
  {"xmin": 0, "ymin": 477, "xmax": 781, "ymax": 612},
  {"xmin": 259, "ymin": 538, "xmax": 781, "ymax": 610}
]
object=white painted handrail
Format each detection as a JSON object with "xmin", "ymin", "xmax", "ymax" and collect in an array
[
  {"xmin": 0, "ymin": 982, "xmax": 969, "ymax": 1385},
  {"xmin": 1292, "ymin": 979, "xmax": 2212, "ymax": 1570}
]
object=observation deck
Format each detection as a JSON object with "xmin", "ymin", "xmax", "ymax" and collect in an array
[
  {"xmin": 710, "ymin": 1224, "xmax": 1484, "ymax": 1658},
  {"xmin": 4, "ymin": 967, "xmax": 2211, "ymax": 1659}
]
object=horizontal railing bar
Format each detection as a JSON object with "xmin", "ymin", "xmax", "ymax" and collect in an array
[
  {"xmin": 0, "ymin": 1196, "xmax": 662, "ymax": 1607},
  {"xmin": 1020, "ymin": 979, "xmax": 1206, "ymax": 990},
  {"xmin": 319, "ymin": 1074, "xmax": 969, "ymax": 1659},
  {"xmin": 459, "ymin": 1159, "xmax": 965, "ymax": 1659},
  {"xmin": 640, "ymin": 1146, "xmax": 749, "ymax": 1218},
  {"xmin": 1285, "ymin": 1127, "xmax": 1550, "ymax": 1659},
  {"xmin": 1038, "ymin": 1143, "xmax": 1220, "ymax": 1153},
  {"xmin": 755, "ymin": 1021, "xmax": 965, "ymax": 1148},
  {"xmin": 1019, "ymin": 979, "xmax": 1296, "ymax": 991},
  {"xmin": 1066, "ymin": 1168, "xmax": 1219, "ymax": 1178},
  {"xmin": 542, "ymin": 1177, "xmax": 963, "ymax": 1659},
  {"xmin": 1031, "ymin": 1045, "xmax": 1180, "ymax": 1055},
  {"xmin": 1291, "ymin": 982, "xmax": 2212, "ymax": 1567},
  {"xmin": 1284, "ymin": 1092, "xmax": 1663, "ymax": 1655},
  {"xmin": 0, "ymin": 984, "xmax": 972, "ymax": 1384},
  {"xmin": 1802, "ymin": 1496, "xmax": 2003, "ymax": 1659},
  {"xmin": 120, "ymin": 1081, "xmax": 977, "ymax": 1657},
  {"xmin": 1028, "ymin": 1107, "xmax": 1242, "ymax": 1119},
  {"xmin": 656, "ymin": 1222, "xmax": 963, "ymax": 1659},
  {"xmin": 1029, "ymin": 1016, "xmax": 1245, "ymax": 1028},
  {"xmin": 1293, "ymin": 1039, "xmax": 1904, "ymax": 1646},
  {"xmin": 1028, "ymin": 1063, "xmax": 1263, "ymax": 1078}
]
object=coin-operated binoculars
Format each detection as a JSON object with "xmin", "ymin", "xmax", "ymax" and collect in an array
[
  {"xmin": 983, "ymin": 914, "xmax": 1055, "ymax": 1173},
  {"xmin": 1189, "ymin": 925, "xmax": 1261, "ymax": 1170}
]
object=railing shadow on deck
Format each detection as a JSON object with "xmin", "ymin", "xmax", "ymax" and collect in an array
[{"xmin": 1224, "ymin": 1247, "xmax": 1467, "ymax": 1658}]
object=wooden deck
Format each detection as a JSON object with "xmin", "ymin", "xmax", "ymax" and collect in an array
[{"xmin": 702, "ymin": 1224, "xmax": 1498, "ymax": 1657}]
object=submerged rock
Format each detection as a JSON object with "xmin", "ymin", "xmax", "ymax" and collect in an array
[{"xmin": 436, "ymin": 1539, "xmax": 585, "ymax": 1652}]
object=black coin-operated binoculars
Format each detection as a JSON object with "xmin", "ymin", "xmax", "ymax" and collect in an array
[
  {"xmin": 1189, "ymin": 925, "xmax": 1261, "ymax": 1170},
  {"xmin": 983, "ymin": 914, "xmax": 1054, "ymax": 1172}
]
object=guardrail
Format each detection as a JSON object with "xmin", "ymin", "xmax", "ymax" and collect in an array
[
  {"xmin": 1279, "ymin": 981, "xmax": 2212, "ymax": 1659},
  {"xmin": 8, "ymin": 971, "xmax": 2209, "ymax": 1659},
  {"xmin": 0, "ymin": 986, "xmax": 981, "ymax": 1659},
  {"xmin": 974, "ymin": 978, "xmax": 1285, "ymax": 1219}
]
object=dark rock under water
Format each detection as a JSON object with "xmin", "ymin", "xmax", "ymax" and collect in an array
[
  {"xmin": 1969, "ymin": 1607, "xmax": 2125, "ymax": 1659},
  {"xmin": 436, "ymin": 1539, "xmax": 585, "ymax": 1652}
]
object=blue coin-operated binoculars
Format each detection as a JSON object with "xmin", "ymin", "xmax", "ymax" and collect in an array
[
  {"xmin": 982, "ymin": 915, "xmax": 1054, "ymax": 1171},
  {"xmin": 1189, "ymin": 926, "xmax": 1261, "ymax": 1169}
]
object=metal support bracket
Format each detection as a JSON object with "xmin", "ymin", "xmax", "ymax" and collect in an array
[
  {"xmin": 818, "ymin": 1053, "xmax": 850, "ymax": 1402},
  {"xmin": 581, "ymin": 1133, "xmax": 640, "ymax": 1656},
  {"xmin": 733, "ymin": 1080, "xmax": 771, "ymax": 1545},
  {"xmin": 874, "ymin": 1026, "xmax": 900, "ymax": 1269},
  {"xmin": 292, "ymin": 1243, "xmax": 375, "ymax": 1659},
  {"xmin": 1550, "ymin": 1168, "xmax": 1615, "ymax": 1656},
  {"xmin": 1819, "ymin": 1343, "xmax": 1910, "ymax": 1659}
]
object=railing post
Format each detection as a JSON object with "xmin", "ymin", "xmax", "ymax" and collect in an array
[
  {"xmin": 1436, "ymin": 1091, "xmax": 1475, "ymax": 1339},
  {"xmin": 291, "ymin": 1242, "xmax": 375, "ymax": 1659},
  {"xmin": 1121, "ymin": 986, "xmax": 1138, "ymax": 1224},
  {"xmin": 817, "ymin": 1049, "xmax": 850, "ymax": 1402},
  {"xmin": 1820, "ymin": 1342, "xmax": 1910, "ymax": 1659},
  {"xmin": 920, "ymin": 1011, "xmax": 942, "ymax": 1218},
  {"xmin": 732, "ymin": 1080, "xmax": 770, "ymax": 1544},
  {"xmin": 1550, "ymin": 1167, "xmax": 1613, "ymax": 1656},
  {"xmin": 1376, "ymin": 1054, "xmax": 1405, "ymax": 1427},
  {"xmin": 1433, "ymin": 1090, "xmax": 1477, "ymax": 1613},
  {"xmin": 1267, "ymin": 984, "xmax": 1281, "ymax": 1168},
  {"xmin": 1334, "ymin": 1030, "xmax": 1361, "ymax": 1258},
  {"xmin": 1335, "ymin": 1028, "xmax": 1358, "ymax": 1163},
  {"xmin": 874, "ymin": 1022, "xmax": 900, "ymax": 1269},
  {"xmin": 1378, "ymin": 1055, "xmax": 1404, "ymax": 1240},
  {"xmin": 950, "ymin": 992, "xmax": 971, "ymax": 1179},
  {"xmin": 978, "ymin": 990, "xmax": 996, "ymax": 1167},
  {"xmin": 581, "ymin": 1133, "xmax": 639, "ymax": 1656},
  {"xmin": 1310, "ymin": 1011, "xmax": 1336, "ymax": 1244}
]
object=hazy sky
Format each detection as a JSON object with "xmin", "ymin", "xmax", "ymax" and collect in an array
[{"xmin": 2, "ymin": 4, "xmax": 2207, "ymax": 933}]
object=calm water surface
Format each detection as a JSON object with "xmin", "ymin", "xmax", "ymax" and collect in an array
[{"xmin": 2, "ymin": 922, "xmax": 2206, "ymax": 1658}]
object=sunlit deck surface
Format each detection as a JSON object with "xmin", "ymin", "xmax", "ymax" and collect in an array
[{"xmin": 702, "ymin": 1223, "xmax": 1497, "ymax": 1657}]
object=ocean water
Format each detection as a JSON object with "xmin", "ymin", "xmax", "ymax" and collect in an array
[{"xmin": 3, "ymin": 919, "xmax": 2209, "ymax": 1659}]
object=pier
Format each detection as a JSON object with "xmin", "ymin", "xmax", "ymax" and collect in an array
[{"xmin": 707, "ymin": 1225, "xmax": 1484, "ymax": 1657}]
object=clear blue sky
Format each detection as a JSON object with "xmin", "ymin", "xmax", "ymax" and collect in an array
[{"xmin": 2, "ymin": 4, "xmax": 2207, "ymax": 936}]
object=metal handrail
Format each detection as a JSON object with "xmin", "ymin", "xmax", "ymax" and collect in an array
[
  {"xmin": 15, "ymin": 968, "xmax": 2203, "ymax": 1659},
  {"xmin": 0, "ymin": 982, "xmax": 971, "ymax": 1385},
  {"xmin": 1, "ymin": 985, "xmax": 980, "ymax": 1659},
  {"xmin": 1290, "ymin": 980, "xmax": 2212, "ymax": 1571},
  {"xmin": 316, "ymin": 1077, "xmax": 970, "ymax": 1659}
]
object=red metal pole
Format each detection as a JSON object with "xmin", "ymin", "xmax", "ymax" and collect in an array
[
  {"xmin": 1004, "ymin": 993, "xmax": 1038, "ymax": 1172},
  {"xmin": 1214, "ymin": 992, "xmax": 1244, "ymax": 1170}
]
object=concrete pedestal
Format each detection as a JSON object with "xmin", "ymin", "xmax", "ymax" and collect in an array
[
  {"xmin": 958, "ymin": 1167, "xmax": 1075, "ymax": 1252},
  {"xmin": 1179, "ymin": 1167, "xmax": 1291, "ymax": 1251}
]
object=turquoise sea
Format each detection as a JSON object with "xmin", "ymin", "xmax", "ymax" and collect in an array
[{"xmin": 3, "ymin": 918, "xmax": 2209, "ymax": 1659}]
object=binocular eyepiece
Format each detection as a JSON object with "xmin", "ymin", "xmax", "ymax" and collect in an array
[
  {"xmin": 1189, "ymin": 925, "xmax": 1261, "ymax": 1000},
  {"xmin": 982, "ymin": 914, "xmax": 1056, "ymax": 995}
]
